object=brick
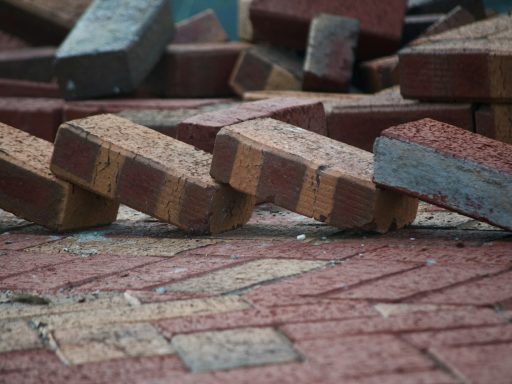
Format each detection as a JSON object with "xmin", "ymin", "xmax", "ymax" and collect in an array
[
  {"xmin": 51, "ymin": 114, "xmax": 254, "ymax": 235},
  {"xmin": 400, "ymin": 38, "xmax": 512, "ymax": 102},
  {"xmin": 249, "ymin": 0, "xmax": 407, "ymax": 59},
  {"xmin": 0, "ymin": 47, "xmax": 55, "ymax": 82},
  {"xmin": 423, "ymin": 6, "xmax": 476, "ymax": 36},
  {"xmin": 0, "ymin": 123, "xmax": 118, "ymax": 232},
  {"xmin": 0, "ymin": 320, "xmax": 42, "ymax": 353},
  {"xmin": 0, "ymin": 29, "xmax": 29, "ymax": 51},
  {"xmin": 238, "ymin": 0, "xmax": 253, "ymax": 41},
  {"xmin": 173, "ymin": 9, "xmax": 228, "ymax": 44},
  {"xmin": 229, "ymin": 45, "xmax": 303, "ymax": 97},
  {"xmin": 326, "ymin": 92, "xmax": 474, "ymax": 152},
  {"xmin": 0, "ymin": 78, "xmax": 61, "ymax": 98},
  {"xmin": 0, "ymin": 233, "xmax": 62, "ymax": 251},
  {"xmin": 172, "ymin": 327, "xmax": 299, "ymax": 373},
  {"xmin": 0, "ymin": 97, "xmax": 63, "ymax": 141},
  {"xmin": 303, "ymin": 15, "xmax": 359, "ymax": 92},
  {"xmin": 402, "ymin": 14, "xmax": 442, "ymax": 45},
  {"xmin": 407, "ymin": 0, "xmax": 485, "ymax": 19},
  {"xmin": 148, "ymin": 43, "xmax": 250, "ymax": 98},
  {"xmin": 373, "ymin": 118, "xmax": 512, "ymax": 231},
  {"xmin": 341, "ymin": 371, "xmax": 457, "ymax": 384},
  {"xmin": 211, "ymin": 118, "xmax": 418, "ymax": 233},
  {"xmin": 358, "ymin": 55, "xmax": 399, "ymax": 93},
  {"xmin": 176, "ymin": 97, "xmax": 326, "ymax": 153},
  {"xmin": 242, "ymin": 90, "xmax": 364, "ymax": 102},
  {"xmin": 475, "ymin": 104, "xmax": 512, "ymax": 144},
  {"xmin": 55, "ymin": 0, "xmax": 173, "ymax": 100},
  {"xmin": 0, "ymin": 250, "xmax": 74, "ymax": 279},
  {"xmin": 0, "ymin": 0, "xmax": 91, "ymax": 45}
]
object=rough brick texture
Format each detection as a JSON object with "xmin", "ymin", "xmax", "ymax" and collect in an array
[
  {"xmin": 55, "ymin": 0, "xmax": 174, "ymax": 100},
  {"xmin": 176, "ymin": 97, "xmax": 327, "ymax": 153},
  {"xmin": 211, "ymin": 118, "xmax": 418, "ymax": 233},
  {"xmin": 374, "ymin": 118, "xmax": 512, "ymax": 231},
  {"xmin": 51, "ymin": 114, "xmax": 254, "ymax": 234},
  {"xmin": 0, "ymin": 122, "xmax": 118, "ymax": 232},
  {"xmin": 303, "ymin": 15, "xmax": 359, "ymax": 92},
  {"xmin": 0, "ymin": 47, "xmax": 55, "ymax": 82},
  {"xmin": 249, "ymin": 0, "xmax": 407, "ymax": 59},
  {"xmin": 173, "ymin": 9, "xmax": 228, "ymax": 44},
  {"xmin": 0, "ymin": 79, "xmax": 60, "ymax": 98}
]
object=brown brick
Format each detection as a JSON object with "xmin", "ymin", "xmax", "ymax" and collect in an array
[
  {"xmin": 249, "ymin": 0, "xmax": 407, "ymax": 59},
  {"xmin": 407, "ymin": 0, "xmax": 485, "ymax": 19},
  {"xmin": 0, "ymin": 78, "xmax": 60, "ymax": 98},
  {"xmin": 326, "ymin": 91, "xmax": 474, "ymax": 152},
  {"xmin": 303, "ymin": 15, "xmax": 359, "ymax": 92},
  {"xmin": 374, "ymin": 118, "xmax": 512, "ymax": 231},
  {"xmin": 238, "ymin": 0, "xmax": 253, "ymax": 41},
  {"xmin": 54, "ymin": 0, "xmax": 174, "ymax": 100},
  {"xmin": 229, "ymin": 45, "xmax": 303, "ymax": 97},
  {"xmin": 358, "ymin": 55, "xmax": 400, "ymax": 93},
  {"xmin": 423, "ymin": 5, "xmax": 476, "ymax": 36},
  {"xmin": 0, "ymin": 47, "xmax": 55, "ymax": 82},
  {"xmin": 51, "ymin": 114, "xmax": 254, "ymax": 234},
  {"xmin": 173, "ymin": 9, "xmax": 228, "ymax": 44},
  {"xmin": 211, "ymin": 118, "xmax": 418, "ymax": 233},
  {"xmin": 176, "ymin": 97, "xmax": 326, "ymax": 153},
  {"xmin": 475, "ymin": 104, "xmax": 512, "ymax": 144},
  {"xmin": 0, "ymin": 122, "xmax": 118, "ymax": 232}
]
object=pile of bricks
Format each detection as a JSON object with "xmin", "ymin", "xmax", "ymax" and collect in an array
[{"xmin": 0, "ymin": 0, "xmax": 511, "ymax": 236}]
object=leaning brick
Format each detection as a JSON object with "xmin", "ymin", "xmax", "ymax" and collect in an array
[
  {"xmin": 423, "ymin": 6, "xmax": 476, "ymax": 36},
  {"xmin": 0, "ymin": 79, "xmax": 60, "ymax": 98},
  {"xmin": 51, "ymin": 114, "xmax": 254, "ymax": 235},
  {"xmin": 373, "ymin": 118, "xmax": 512, "ymax": 231},
  {"xmin": 357, "ymin": 55, "xmax": 399, "ymax": 93},
  {"xmin": 475, "ymin": 105, "xmax": 512, "ymax": 145},
  {"xmin": 54, "ymin": 0, "xmax": 174, "ymax": 100},
  {"xmin": 303, "ymin": 15, "xmax": 359, "ymax": 93},
  {"xmin": 229, "ymin": 45, "xmax": 303, "ymax": 97},
  {"xmin": 0, "ymin": 122, "xmax": 118, "ymax": 232},
  {"xmin": 211, "ymin": 118, "xmax": 418, "ymax": 233},
  {"xmin": 0, "ymin": 47, "xmax": 55, "ymax": 82},
  {"xmin": 406, "ymin": 0, "xmax": 485, "ymax": 20},
  {"xmin": 176, "ymin": 97, "xmax": 326, "ymax": 153},
  {"xmin": 173, "ymin": 9, "xmax": 228, "ymax": 44}
]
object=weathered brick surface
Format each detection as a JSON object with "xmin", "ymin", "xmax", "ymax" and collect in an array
[
  {"xmin": 303, "ymin": 15, "xmax": 359, "ymax": 92},
  {"xmin": 211, "ymin": 118, "xmax": 418, "ymax": 233},
  {"xmin": 0, "ymin": 250, "xmax": 74, "ymax": 279},
  {"xmin": 249, "ymin": 0, "xmax": 407, "ymax": 59},
  {"xmin": 407, "ymin": 0, "xmax": 485, "ymax": 19},
  {"xmin": 0, "ymin": 122, "xmax": 118, "ymax": 232},
  {"xmin": 173, "ymin": 9, "xmax": 228, "ymax": 44},
  {"xmin": 0, "ymin": 78, "xmax": 61, "ymax": 98},
  {"xmin": 358, "ymin": 55, "xmax": 399, "ymax": 93},
  {"xmin": 374, "ymin": 119, "xmax": 512, "ymax": 231},
  {"xmin": 0, "ymin": 46, "xmax": 55, "ymax": 82},
  {"xmin": 475, "ymin": 104, "xmax": 512, "ymax": 144},
  {"xmin": 0, "ymin": 233, "xmax": 62, "ymax": 251},
  {"xmin": 55, "ymin": 0, "xmax": 174, "ymax": 99},
  {"xmin": 51, "ymin": 114, "xmax": 254, "ymax": 234}
]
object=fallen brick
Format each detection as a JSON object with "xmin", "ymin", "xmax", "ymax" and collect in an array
[
  {"xmin": 357, "ymin": 55, "xmax": 400, "ymax": 93},
  {"xmin": 0, "ymin": 0, "xmax": 91, "ymax": 45},
  {"xmin": 373, "ymin": 118, "xmax": 512, "ymax": 231},
  {"xmin": 242, "ymin": 90, "xmax": 364, "ymax": 102},
  {"xmin": 0, "ymin": 122, "xmax": 118, "ymax": 232},
  {"xmin": 148, "ymin": 42, "xmax": 250, "ymax": 98},
  {"xmin": 303, "ymin": 14, "xmax": 359, "ymax": 92},
  {"xmin": 400, "ymin": 39, "xmax": 512, "ymax": 102},
  {"xmin": 173, "ymin": 9, "xmax": 228, "ymax": 44},
  {"xmin": 475, "ymin": 104, "xmax": 512, "ymax": 145},
  {"xmin": 0, "ymin": 97, "xmax": 64, "ymax": 141},
  {"xmin": 55, "ymin": 0, "xmax": 174, "ymax": 100},
  {"xmin": 423, "ymin": 5, "xmax": 476, "ymax": 36},
  {"xmin": 402, "ymin": 14, "xmax": 442, "ymax": 45},
  {"xmin": 249, "ymin": 0, "xmax": 407, "ymax": 59},
  {"xmin": 176, "ymin": 97, "xmax": 326, "ymax": 153},
  {"xmin": 326, "ymin": 92, "xmax": 474, "ymax": 152},
  {"xmin": 407, "ymin": 0, "xmax": 485, "ymax": 19},
  {"xmin": 0, "ymin": 78, "xmax": 60, "ymax": 98},
  {"xmin": 229, "ymin": 45, "xmax": 303, "ymax": 97},
  {"xmin": 51, "ymin": 114, "xmax": 254, "ymax": 234},
  {"xmin": 0, "ymin": 46, "xmax": 55, "ymax": 82},
  {"xmin": 238, "ymin": 0, "xmax": 253, "ymax": 41},
  {"xmin": 211, "ymin": 118, "xmax": 418, "ymax": 233}
]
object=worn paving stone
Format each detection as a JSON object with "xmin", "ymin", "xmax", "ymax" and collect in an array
[
  {"xmin": 0, "ymin": 233, "xmax": 62, "ymax": 251},
  {"xmin": 172, "ymin": 327, "xmax": 300, "ymax": 373},
  {"xmin": 0, "ymin": 319, "xmax": 41, "ymax": 353},
  {"xmin": 0, "ymin": 250, "xmax": 74, "ymax": 279}
]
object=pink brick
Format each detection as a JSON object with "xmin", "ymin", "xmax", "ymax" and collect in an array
[
  {"xmin": 339, "ymin": 370, "xmax": 457, "ymax": 384},
  {"xmin": 0, "ymin": 233, "xmax": 63, "ymax": 251},
  {"xmin": 0, "ymin": 250, "xmax": 74, "ymax": 279}
]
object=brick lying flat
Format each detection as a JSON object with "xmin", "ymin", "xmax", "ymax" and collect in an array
[
  {"xmin": 51, "ymin": 114, "xmax": 254, "ymax": 234},
  {"xmin": 55, "ymin": 0, "xmax": 174, "ymax": 100},
  {"xmin": 0, "ymin": 78, "xmax": 60, "ymax": 98},
  {"xmin": 0, "ymin": 97, "xmax": 64, "ymax": 141},
  {"xmin": 358, "ymin": 55, "xmax": 399, "ymax": 93},
  {"xmin": 400, "ymin": 39, "xmax": 512, "ymax": 102},
  {"xmin": 0, "ymin": 122, "xmax": 118, "ymax": 232},
  {"xmin": 326, "ymin": 91, "xmax": 474, "ymax": 152},
  {"xmin": 176, "ymin": 97, "xmax": 326, "ymax": 153},
  {"xmin": 373, "ymin": 118, "xmax": 512, "ymax": 231},
  {"xmin": 0, "ymin": 47, "xmax": 55, "ymax": 82},
  {"xmin": 303, "ymin": 15, "xmax": 359, "ymax": 92},
  {"xmin": 475, "ymin": 104, "xmax": 512, "ymax": 144},
  {"xmin": 249, "ymin": 0, "xmax": 407, "ymax": 59},
  {"xmin": 0, "ymin": 0, "xmax": 91, "ymax": 45},
  {"xmin": 242, "ymin": 90, "xmax": 364, "ymax": 102},
  {"xmin": 211, "ymin": 118, "xmax": 418, "ymax": 233},
  {"xmin": 173, "ymin": 9, "xmax": 228, "ymax": 44},
  {"xmin": 407, "ymin": 0, "xmax": 485, "ymax": 19},
  {"xmin": 148, "ymin": 43, "xmax": 250, "ymax": 98},
  {"xmin": 423, "ymin": 6, "xmax": 476, "ymax": 36},
  {"xmin": 229, "ymin": 45, "xmax": 303, "ymax": 97}
]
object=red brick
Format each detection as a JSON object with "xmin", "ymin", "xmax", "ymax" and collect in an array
[
  {"xmin": 303, "ymin": 15, "xmax": 359, "ymax": 92},
  {"xmin": 173, "ymin": 9, "xmax": 228, "ymax": 44},
  {"xmin": 0, "ymin": 47, "xmax": 55, "ymax": 82},
  {"xmin": 326, "ymin": 92, "xmax": 474, "ymax": 152},
  {"xmin": 0, "ymin": 97, "xmax": 63, "ymax": 141},
  {"xmin": 374, "ymin": 119, "xmax": 512, "ymax": 231},
  {"xmin": 249, "ymin": 0, "xmax": 407, "ymax": 59},
  {"xmin": 339, "ymin": 370, "xmax": 457, "ymax": 384},
  {"xmin": 0, "ymin": 250, "xmax": 75, "ymax": 279},
  {"xmin": 0, "ymin": 233, "xmax": 62, "ymax": 251},
  {"xmin": 0, "ymin": 348, "xmax": 61, "ymax": 373},
  {"xmin": 176, "ymin": 97, "xmax": 326, "ymax": 153},
  {"xmin": 358, "ymin": 55, "xmax": 400, "ymax": 93},
  {"xmin": 211, "ymin": 118, "xmax": 418, "ymax": 233},
  {"xmin": 0, "ymin": 78, "xmax": 61, "ymax": 98}
]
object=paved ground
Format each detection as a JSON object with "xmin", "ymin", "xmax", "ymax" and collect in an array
[{"xmin": 0, "ymin": 202, "xmax": 511, "ymax": 384}]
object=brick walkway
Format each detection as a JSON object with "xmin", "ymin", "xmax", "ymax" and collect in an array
[{"xmin": 0, "ymin": 203, "xmax": 511, "ymax": 384}]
